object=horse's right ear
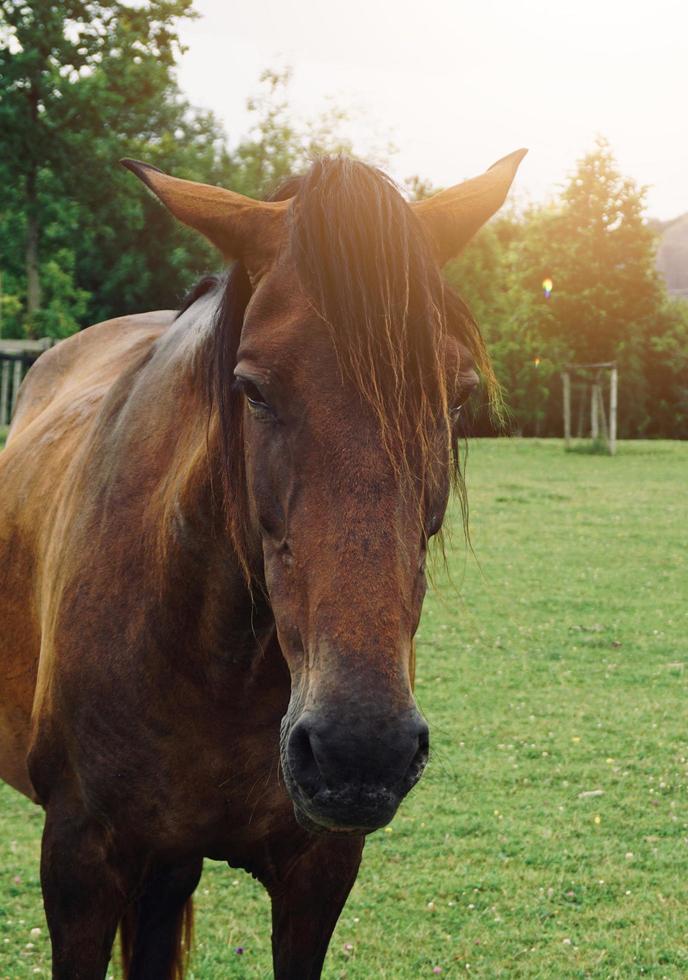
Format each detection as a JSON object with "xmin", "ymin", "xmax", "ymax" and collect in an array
[
  {"xmin": 412, "ymin": 148, "xmax": 527, "ymax": 265},
  {"xmin": 120, "ymin": 159, "xmax": 289, "ymax": 278}
]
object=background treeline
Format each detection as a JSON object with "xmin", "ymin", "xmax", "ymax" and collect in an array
[
  {"xmin": 444, "ymin": 144, "xmax": 688, "ymax": 439},
  {"xmin": 2, "ymin": 2, "xmax": 686, "ymax": 438}
]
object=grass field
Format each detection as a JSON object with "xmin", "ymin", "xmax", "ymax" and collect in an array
[{"xmin": 1, "ymin": 439, "xmax": 687, "ymax": 978}]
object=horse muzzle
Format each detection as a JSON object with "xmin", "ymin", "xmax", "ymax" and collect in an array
[{"xmin": 282, "ymin": 709, "xmax": 429, "ymax": 834}]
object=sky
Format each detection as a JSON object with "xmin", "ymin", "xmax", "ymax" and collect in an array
[{"xmin": 176, "ymin": 0, "xmax": 688, "ymax": 220}]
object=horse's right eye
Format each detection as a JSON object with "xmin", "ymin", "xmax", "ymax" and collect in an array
[
  {"xmin": 233, "ymin": 377, "xmax": 276, "ymax": 420},
  {"xmin": 427, "ymin": 511, "xmax": 443, "ymax": 537}
]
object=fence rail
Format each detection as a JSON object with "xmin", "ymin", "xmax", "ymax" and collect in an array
[{"xmin": 0, "ymin": 338, "xmax": 54, "ymax": 427}]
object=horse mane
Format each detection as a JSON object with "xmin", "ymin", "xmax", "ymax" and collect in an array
[
  {"xmin": 202, "ymin": 157, "xmax": 498, "ymax": 580},
  {"xmin": 176, "ymin": 274, "xmax": 221, "ymax": 319}
]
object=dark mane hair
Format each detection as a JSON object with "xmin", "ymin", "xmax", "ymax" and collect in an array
[
  {"xmin": 291, "ymin": 158, "xmax": 448, "ymax": 462},
  {"xmin": 203, "ymin": 157, "xmax": 497, "ymax": 579},
  {"xmin": 176, "ymin": 274, "xmax": 221, "ymax": 320}
]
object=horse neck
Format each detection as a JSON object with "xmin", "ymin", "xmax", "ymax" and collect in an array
[{"xmin": 143, "ymin": 299, "xmax": 269, "ymax": 650}]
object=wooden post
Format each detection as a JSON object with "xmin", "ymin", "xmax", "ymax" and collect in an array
[
  {"xmin": 590, "ymin": 383, "xmax": 599, "ymax": 440},
  {"xmin": 596, "ymin": 384, "xmax": 608, "ymax": 442},
  {"xmin": 0, "ymin": 361, "xmax": 9, "ymax": 427},
  {"xmin": 11, "ymin": 359, "xmax": 22, "ymax": 417},
  {"xmin": 609, "ymin": 366, "xmax": 618, "ymax": 456},
  {"xmin": 576, "ymin": 383, "xmax": 585, "ymax": 438},
  {"xmin": 562, "ymin": 372, "xmax": 571, "ymax": 448}
]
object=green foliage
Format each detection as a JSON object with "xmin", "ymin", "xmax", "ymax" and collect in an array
[
  {"xmin": 516, "ymin": 138, "xmax": 667, "ymax": 435},
  {"xmin": 33, "ymin": 248, "xmax": 90, "ymax": 337},
  {"xmin": 644, "ymin": 299, "xmax": 688, "ymax": 437},
  {"xmin": 2, "ymin": 439, "xmax": 687, "ymax": 977},
  {"xmin": 448, "ymin": 140, "xmax": 685, "ymax": 438},
  {"xmin": 0, "ymin": 0, "xmax": 203, "ymax": 335},
  {"xmin": 447, "ymin": 215, "xmax": 562, "ymax": 435}
]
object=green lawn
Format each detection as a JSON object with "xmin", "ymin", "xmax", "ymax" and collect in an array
[{"xmin": 2, "ymin": 439, "xmax": 687, "ymax": 978}]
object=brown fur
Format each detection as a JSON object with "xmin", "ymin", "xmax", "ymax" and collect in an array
[
  {"xmin": 119, "ymin": 896, "xmax": 194, "ymax": 980},
  {"xmin": 0, "ymin": 152, "xmax": 523, "ymax": 979}
]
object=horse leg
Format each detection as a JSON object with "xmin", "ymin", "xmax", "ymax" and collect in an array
[
  {"xmin": 268, "ymin": 835, "xmax": 364, "ymax": 980},
  {"xmin": 122, "ymin": 858, "xmax": 202, "ymax": 980},
  {"xmin": 40, "ymin": 798, "xmax": 129, "ymax": 979}
]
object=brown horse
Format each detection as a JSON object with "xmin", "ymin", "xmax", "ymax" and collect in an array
[{"xmin": 0, "ymin": 148, "xmax": 524, "ymax": 979}]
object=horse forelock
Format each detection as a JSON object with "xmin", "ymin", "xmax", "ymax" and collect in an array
[{"xmin": 290, "ymin": 158, "xmax": 448, "ymax": 458}]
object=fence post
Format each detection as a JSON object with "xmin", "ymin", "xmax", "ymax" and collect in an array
[
  {"xmin": 562, "ymin": 372, "xmax": 571, "ymax": 448},
  {"xmin": 0, "ymin": 361, "xmax": 9, "ymax": 427},
  {"xmin": 590, "ymin": 383, "xmax": 599, "ymax": 440},
  {"xmin": 11, "ymin": 359, "xmax": 22, "ymax": 416},
  {"xmin": 609, "ymin": 366, "xmax": 618, "ymax": 455}
]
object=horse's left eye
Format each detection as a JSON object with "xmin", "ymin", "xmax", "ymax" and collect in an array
[
  {"xmin": 427, "ymin": 511, "xmax": 443, "ymax": 537},
  {"xmin": 233, "ymin": 377, "xmax": 276, "ymax": 419}
]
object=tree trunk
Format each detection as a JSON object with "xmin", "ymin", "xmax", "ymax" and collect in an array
[{"xmin": 25, "ymin": 167, "xmax": 41, "ymax": 337}]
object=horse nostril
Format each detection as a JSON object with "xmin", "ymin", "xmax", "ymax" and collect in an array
[
  {"xmin": 404, "ymin": 720, "xmax": 430, "ymax": 790},
  {"xmin": 287, "ymin": 719, "xmax": 322, "ymax": 798},
  {"xmin": 417, "ymin": 722, "xmax": 429, "ymax": 755}
]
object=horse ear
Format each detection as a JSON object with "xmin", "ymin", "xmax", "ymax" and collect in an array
[
  {"xmin": 412, "ymin": 148, "xmax": 527, "ymax": 265},
  {"xmin": 120, "ymin": 159, "xmax": 289, "ymax": 276}
]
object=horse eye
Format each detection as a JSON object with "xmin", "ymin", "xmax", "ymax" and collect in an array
[
  {"xmin": 427, "ymin": 512, "xmax": 443, "ymax": 537},
  {"xmin": 233, "ymin": 377, "xmax": 275, "ymax": 417}
]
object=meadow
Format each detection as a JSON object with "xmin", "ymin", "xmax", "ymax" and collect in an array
[{"xmin": 1, "ymin": 438, "xmax": 686, "ymax": 979}]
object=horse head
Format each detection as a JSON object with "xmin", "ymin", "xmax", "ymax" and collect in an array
[{"xmin": 123, "ymin": 149, "xmax": 525, "ymax": 834}]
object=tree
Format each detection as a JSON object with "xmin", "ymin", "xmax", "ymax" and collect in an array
[
  {"xmin": 516, "ymin": 138, "xmax": 667, "ymax": 435},
  {"xmin": 447, "ymin": 139, "xmax": 679, "ymax": 437},
  {"xmin": 0, "ymin": 0, "xmax": 198, "ymax": 335},
  {"xmin": 445, "ymin": 211, "xmax": 566, "ymax": 435},
  {"xmin": 643, "ymin": 299, "xmax": 688, "ymax": 437}
]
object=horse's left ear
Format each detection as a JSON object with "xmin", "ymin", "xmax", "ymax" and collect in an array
[
  {"xmin": 412, "ymin": 148, "xmax": 527, "ymax": 265},
  {"xmin": 120, "ymin": 159, "xmax": 289, "ymax": 277}
]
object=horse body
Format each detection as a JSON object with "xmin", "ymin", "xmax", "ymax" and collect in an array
[{"xmin": 0, "ymin": 150, "xmax": 525, "ymax": 978}]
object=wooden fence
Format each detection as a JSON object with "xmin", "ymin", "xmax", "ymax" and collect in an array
[{"xmin": 0, "ymin": 338, "xmax": 54, "ymax": 427}]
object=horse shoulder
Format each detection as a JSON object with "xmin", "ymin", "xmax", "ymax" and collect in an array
[{"xmin": 0, "ymin": 311, "xmax": 174, "ymax": 801}]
